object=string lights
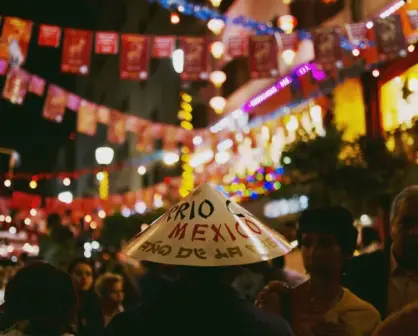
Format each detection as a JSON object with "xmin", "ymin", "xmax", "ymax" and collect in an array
[{"xmin": 178, "ymin": 92, "xmax": 195, "ymax": 197}]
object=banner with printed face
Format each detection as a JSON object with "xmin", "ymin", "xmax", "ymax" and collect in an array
[
  {"xmin": 61, "ymin": 29, "xmax": 93, "ymax": 75},
  {"xmin": 28, "ymin": 75, "xmax": 46, "ymax": 96},
  {"xmin": 312, "ymin": 28, "xmax": 342, "ymax": 70},
  {"xmin": 95, "ymin": 32, "xmax": 119, "ymax": 54},
  {"xmin": 0, "ymin": 17, "xmax": 33, "ymax": 66},
  {"xmin": 42, "ymin": 85, "xmax": 67, "ymax": 122},
  {"xmin": 108, "ymin": 110, "xmax": 126, "ymax": 144},
  {"xmin": 122, "ymin": 183, "xmax": 292, "ymax": 266},
  {"xmin": 180, "ymin": 37, "xmax": 208, "ymax": 81},
  {"xmin": 374, "ymin": 15, "xmax": 406, "ymax": 61},
  {"xmin": 38, "ymin": 24, "xmax": 61, "ymax": 48},
  {"xmin": 152, "ymin": 36, "xmax": 176, "ymax": 58},
  {"xmin": 120, "ymin": 34, "xmax": 150, "ymax": 80},
  {"xmin": 2, "ymin": 68, "xmax": 30, "ymax": 105},
  {"xmin": 77, "ymin": 100, "xmax": 97, "ymax": 136},
  {"xmin": 248, "ymin": 35, "xmax": 278, "ymax": 79}
]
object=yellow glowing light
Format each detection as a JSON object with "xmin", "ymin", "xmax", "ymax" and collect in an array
[
  {"xmin": 181, "ymin": 102, "xmax": 192, "ymax": 112},
  {"xmin": 181, "ymin": 120, "xmax": 193, "ymax": 130},
  {"xmin": 207, "ymin": 19, "xmax": 225, "ymax": 36},
  {"xmin": 170, "ymin": 12, "xmax": 180, "ymax": 24},
  {"xmin": 90, "ymin": 221, "xmax": 97, "ymax": 229},
  {"xmin": 177, "ymin": 111, "xmax": 192, "ymax": 121},
  {"xmin": 209, "ymin": 0, "xmax": 222, "ymax": 7},
  {"xmin": 29, "ymin": 180, "xmax": 37, "ymax": 189},
  {"xmin": 209, "ymin": 70, "xmax": 227, "ymax": 88},
  {"xmin": 277, "ymin": 15, "xmax": 297, "ymax": 34},
  {"xmin": 210, "ymin": 41, "xmax": 225, "ymax": 59},
  {"xmin": 84, "ymin": 215, "xmax": 92, "ymax": 223},
  {"xmin": 181, "ymin": 93, "xmax": 192, "ymax": 102},
  {"xmin": 209, "ymin": 96, "xmax": 226, "ymax": 114}
]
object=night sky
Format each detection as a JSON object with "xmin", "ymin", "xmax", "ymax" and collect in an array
[{"xmin": 0, "ymin": 0, "xmax": 102, "ymax": 195}]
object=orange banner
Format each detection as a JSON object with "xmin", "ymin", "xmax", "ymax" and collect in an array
[
  {"xmin": 2, "ymin": 68, "xmax": 30, "ymax": 105},
  {"xmin": 43, "ymin": 85, "xmax": 67, "ymax": 123},
  {"xmin": 77, "ymin": 100, "xmax": 97, "ymax": 136},
  {"xmin": 108, "ymin": 110, "xmax": 126, "ymax": 144},
  {"xmin": 0, "ymin": 17, "xmax": 32, "ymax": 65}
]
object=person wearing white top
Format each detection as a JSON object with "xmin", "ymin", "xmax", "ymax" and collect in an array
[{"xmin": 257, "ymin": 206, "xmax": 381, "ymax": 336}]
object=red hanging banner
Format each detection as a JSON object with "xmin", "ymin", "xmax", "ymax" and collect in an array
[
  {"xmin": 180, "ymin": 37, "xmax": 208, "ymax": 81},
  {"xmin": 0, "ymin": 17, "xmax": 33, "ymax": 65},
  {"xmin": 28, "ymin": 75, "xmax": 46, "ymax": 96},
  {"xmin": 108, "ymin": 110, "xmax": 126, "ymax": 144},
  {"xmin": 67, "ymin": 93, "xmax": 81, "ymax": 111},
  {"xmin": 97, "ymin": 105, "xmax": 111, "ymax": 125},
  {"xmin": 374, "ymin": 15, "xmax": 406, "ymax": 61},
  {"xmin": 38, "ymin": 24, "xmax": 61, "ymax": 48},
  {"xmin": 42, "ymin": 85, "xmax": 67, "ymax": 123},
  {"xmin": 120, "ymin": 34, "xmax": 150, "ymax": 80},
  {"xmin": 248, "ymin": 35, "xmax": 278, "ymax": 79},
  {"xmin": 77, "ymin": 100, "xmax": 97, "ymax": 136},
  {"xmin": 312, "ymin": 28, "xmax": 342, "ymax": 70},
  {"xmin": 61, "ymin": 29, "xmax": 93, "ymax": 75},
  {"xmin": 226, "ymin": 36, "xmax": 248, "ymax": 58},
  {"xmin": 152, "ymin": 36, "xmax": 176, "ymax": 58},
  {"xmin": 95, "ymin": 32, "xmax": 119, "ymax": 54},
  {"xmin": 2, "ymin": 68, "xmax": 30, "ymax": 105}
]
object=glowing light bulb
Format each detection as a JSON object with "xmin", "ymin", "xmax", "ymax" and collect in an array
[
  {"xmin": 63, "ymin": 177, "xmax": 71, "ymax": 186},
  {"xmin": 170, "ymin": 12, "xmax": 180, "ymax": 24},
  {"xmin": 4, "ymin": 179, "xmax": 11, "ymax": 188},
  {"xmin": 210, "ymin": 41, "xmax": 225, "ymax": 59},
  {"xmin": 29, "ymin": 180, "xmax": 37, "ymax": 189}
]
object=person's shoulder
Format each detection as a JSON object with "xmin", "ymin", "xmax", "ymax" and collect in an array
[
  {"xmin": 373, "ymin": 302, "xmax": 418, "ymax": 336},
  {"xmin": 342, "ymin": 288, "xmax": 379, "ymax": 309}
]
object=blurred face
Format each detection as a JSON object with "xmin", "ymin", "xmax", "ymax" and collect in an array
[
  {"xmin": 391, "ymin": 202, "xmax": 418, "ymax": 270},
  {"xmin": 301, "ymin": 232, "xmax": 344, "ymax": 277},
  {"xmin": 107, "ymin": 281, "xmax": 124, "ymax": 307},
  {"xmin": 71, "ymin": 263, "xmax": 93, "ymax": 292}
]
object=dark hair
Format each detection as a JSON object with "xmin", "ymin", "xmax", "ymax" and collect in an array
[
  {"xmin": 298, "ymin": 206, "xmax": 358, "ymax": 256},
  {"xmin": 46, "ymin": 213, "xmax": 61, "ymax": 229},
  {"xmin": 3, "ymin": 262, "xmax": 77, "ymax": 335},
  {"xmin": 67, "ymin": 258, "xmax": 95, "ymax": 278}
]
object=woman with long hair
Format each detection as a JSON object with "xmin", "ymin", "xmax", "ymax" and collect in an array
[{"xmin": 68, "ymin": 258, "xmax": 104, "ymax": 336}]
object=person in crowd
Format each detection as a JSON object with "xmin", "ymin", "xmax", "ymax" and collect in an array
[
  {"xmin": 372, "ymin": 300, "xmax": 418, "ymax": 336},
  {"xmin": 233, "ymin": 258, "xmax": 306, "ymax": 302},
  {"xmin": 257, "ymin": 206, "xmax": 381, "ymax": 336},
  {"xmin": 137, "ymin": 261, "xmax": 175, "ymax": 305},
  {"xmin": 68, "ymin": 258, "xmax": 104, "ymax": 336},
  {"xmin": 97, "ymin": 249, "xmax": 140, "ymax": 309},
  {"xmin": 343, "ymin": 186, "xmax": 418, "ymax": 318},
  {"xmin": 95, "ymin": 273, "xmax": 124, "ymax": 326},
  {"xmin": 0, "ymin": 262, "xmax": 77, "ymax": 336},
  {"xmin": 39, "ymin": 213, "xmax": 77, "ymax": 271},
  {"xmin": 105, "ymin": 265, "xmax": 294, "ymax": 336}
]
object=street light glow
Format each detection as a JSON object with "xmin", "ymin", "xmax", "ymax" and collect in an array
[{"xmin": 95, "ymin": 146, "xmax": 114, "ymax": 165}]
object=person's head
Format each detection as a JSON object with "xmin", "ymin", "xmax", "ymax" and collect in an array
[
  {"xmin": 3, "ymin": 262, "xmax": 77, "ymax": 335},
  {"xmin": 298, "ymin": 206, "xmax": 357, "ymax": 279},
  {"xmin": 95, "ymin": 273, "xmax": 124, "ymax": 309},
  {"xmin": 46, "ymin": 213, "xmax": 61, "ymax": 230},
  {"xmin": 68, "ymin": 258, "xmax": 94, "ymax": 292},
  {"xmin": 390, "ymin": 186, "xmax": 418, "ymax": 269}
]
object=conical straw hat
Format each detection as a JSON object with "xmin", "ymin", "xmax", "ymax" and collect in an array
[{"xmin": 122, "ymin": 183, "xmax": 292, "ymax": 266}]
